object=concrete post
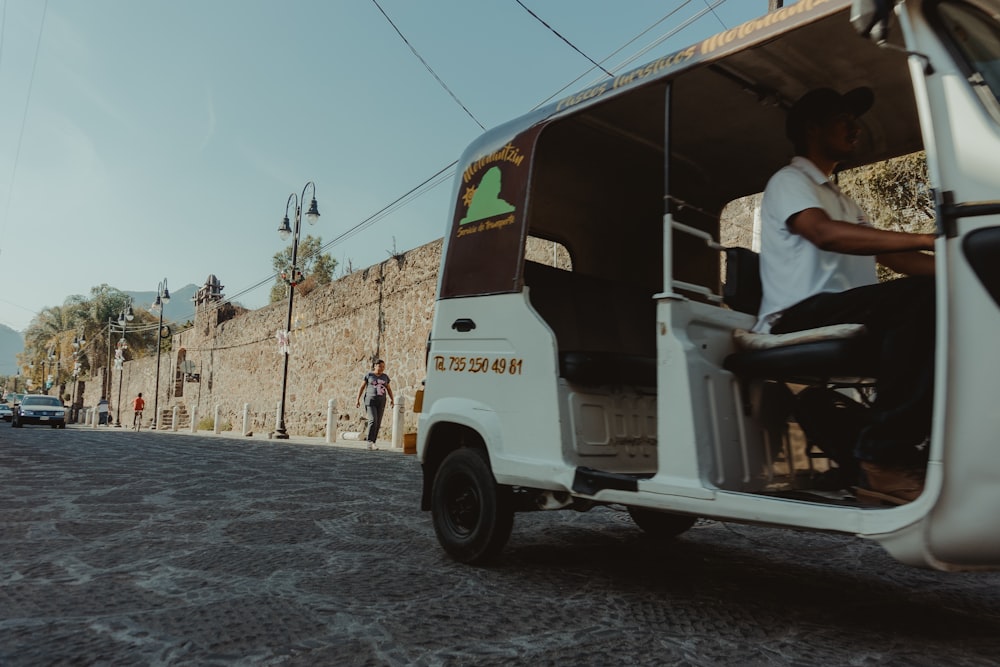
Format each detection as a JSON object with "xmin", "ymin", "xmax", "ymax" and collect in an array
[
  {"xmin": 242, "ymin": 403, "xmax": 251, "ymax": 437},
  {"xmin": 275, "ymin": 401, "xmax": 281, "ymax": 437},
  {"xmin": 91, "ymin": 408, "xmax": 97, "ymax": 429},
  {"xmin": 155, "ymin": 405, "xmax": 164, "ymax": 431},
  {"xmin": 391, "ymin": 396, "xmax": 405, "ymax": 450},
  {"xmin": 172, "ymin": 406, "xmax": 180, "ymax": 432},
  {"xmin": 326, "ymin": 399, "xmax": 337, "ymax": 444},
  {"xmin": 190, "ymin": 406, "xmax": 198, "ymax": 433},
  {"xmin": 214, "ymin": 405, "xmax": 222, "ymax": 434}
]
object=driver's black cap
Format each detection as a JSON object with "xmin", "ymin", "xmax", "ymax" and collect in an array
[{"xmin": 785, "ymin": 87, "xmax": 874, "ymax": 143}]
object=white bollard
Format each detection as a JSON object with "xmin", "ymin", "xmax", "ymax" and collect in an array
[
  {"xmin": 190, "ymin": 405, "xmax": 198, "ymax": 433},
  {"xmin": 155, "ymin": 406, "xmax": 164, "ymax": 431},
  {"xmin": 214, "ymin": 405, "xmax": 222, "ymax": 434},
  {"xmin": 172, "ymin": 406, "xmax": 180, "ymax": 432},
  {"xmin": 326, "ymin": 399, "xmax": 337, "ymax": 444},
  {"xmin": 391, "ymin": 397, "xmax": 405, "ymax": 450},
  {"xmin": 242, "ymin": 403, "xmax": 251, "ymax": 437},
  {"xmin": 91, "ymin": 408, "xmax": 98, "ymax": 429}
]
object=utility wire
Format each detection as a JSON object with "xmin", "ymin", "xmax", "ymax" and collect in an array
[
  {"xmin": 158, "ymin": 160, "xmax": 459, "ymax": 329},
  {"xmin": 531, "ymin": 0, "xmax": 696, "ymax": 109},
  {"xmin": 0, "ymin": 0, "xmax": 48, "ymax": 260},
  {"xmin": 514, "ymin": 0, "xmax": 612, "ymax": 77},
  {"xmin": 161, "ymin": 2, "xmax": 733, "ymax": 327},
  {"xmin": 604, "ymin": 0, "xmax": 729, "ymax": 78},
  {"xmin": 0, "ymin": 0, "xmax": 7, "ymax": 72},
  {"xmin": 702, "ymin": 0, "xmax": 729, "ymax": 31},
  {"xmin": 16, "ymin": 1, "xmax": 735, "ymax": 334},
  {"xmin": 370, "ymin": 0, "xmax": 485, "ymax": 131}
]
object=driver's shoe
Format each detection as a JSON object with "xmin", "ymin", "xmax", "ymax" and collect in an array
[{"xmin": 855, "ymin": 462, "xmax": 924, "ymax": 506}]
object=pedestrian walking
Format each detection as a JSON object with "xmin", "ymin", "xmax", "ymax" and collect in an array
[
  {"xmin": 356, "ymin": 359, "xmax": 394, "ymax": 450},
  {"xmin": 97, "ymin": 396, "xmax": 110, "ymax": 425}
]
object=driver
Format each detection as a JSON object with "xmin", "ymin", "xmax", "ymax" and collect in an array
[{"xmin": 755, "ymin": 87, "xmax": 936, "ymax": 505}]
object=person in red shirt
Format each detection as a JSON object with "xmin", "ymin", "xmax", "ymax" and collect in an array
[{"xmin": 132, "ymin": 393, "xmax": 145, "ymax": 430}]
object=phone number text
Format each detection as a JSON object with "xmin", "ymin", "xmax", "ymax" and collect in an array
[{"xmin": 433, "ymin": 356, "xmax": 524, "ymax": 375}]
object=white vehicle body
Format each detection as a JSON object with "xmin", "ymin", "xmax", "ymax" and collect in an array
[{"xmin": 418, "ymin": 0, "xmax": 1000, "ymax": 569}]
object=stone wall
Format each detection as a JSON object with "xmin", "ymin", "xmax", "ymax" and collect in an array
[{"xmin": 82, "ymin": 240, "xmax": 443, "ymax": 440}]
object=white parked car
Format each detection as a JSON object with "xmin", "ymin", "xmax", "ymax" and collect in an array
[{"xmin": 12, "ymin": 395, "xmax": 66, "ymax": 429}]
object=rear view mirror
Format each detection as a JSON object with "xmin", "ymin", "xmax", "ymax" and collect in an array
[{"xmin": 851, "ymin": 0, "xmax": 894, "ymax": 43}]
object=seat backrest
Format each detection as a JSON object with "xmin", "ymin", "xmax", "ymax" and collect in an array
[
  {"xmin": 524, "ymin": 261, "xmax": 655, "ymax": 357},
  {"xmin": 723, "ymin": 247, "xmax": 762, "ymax": 316}
]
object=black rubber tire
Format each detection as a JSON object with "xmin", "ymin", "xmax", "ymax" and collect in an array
[
  {"xmin": 58, "ymin": 423, "xmax": 66, "ymax": 429},
  {"xmin": 431, "ymin": 448, "xmax": 513, "ymax": 564},
  {"xmin": 51, "ymin": 424, "xmax": 58, "ymax": 429},
  {"xmin": 626, "ymin": 506, "xmax": 697, "ymax": 539}
]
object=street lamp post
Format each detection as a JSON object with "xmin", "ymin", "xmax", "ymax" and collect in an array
[
  {"xmin": 106, "ymin": 316, "xmax": 114, "ymax": 400},
  {"xmin": 150, "ymin": 278, "xmax": 170, "ymax": 429},
  {"xmin": 71, "ymin": 333, "xmax": 86, "ymax": 422},
  {"xmin": 114, "ymin": 298, "xmax": 134, "ymax": 427},
  {"xmin": 273, "ymin": 181, "xmax": 320, "ymax": 439},
  {"xmin": 43, "ymin": 349, "xmax": 56, "ymax": 395}
]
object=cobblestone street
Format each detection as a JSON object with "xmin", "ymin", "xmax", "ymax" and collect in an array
[{"xmin": 2, "ymin": 425, "xmax": 1000, "ymax": 666}]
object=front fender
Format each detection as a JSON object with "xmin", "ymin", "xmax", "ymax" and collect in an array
[{"xmin": 417, "ymin": 397, "xmax": 504, "ymax": 510}]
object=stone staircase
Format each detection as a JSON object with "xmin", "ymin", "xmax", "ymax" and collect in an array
[{"xmin": 156, "ymin": 404, "xmax": 191, "ymax": 431}]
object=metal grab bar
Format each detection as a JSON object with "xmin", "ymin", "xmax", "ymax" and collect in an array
[{"xmin": 666, "ymin": 217, "xmax": 725, "ymax": 302}]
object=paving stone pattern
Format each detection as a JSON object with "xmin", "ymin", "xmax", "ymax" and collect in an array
[{"xmin": 3, "ymin": 426, "xmax": 1000, "ymax": 666}]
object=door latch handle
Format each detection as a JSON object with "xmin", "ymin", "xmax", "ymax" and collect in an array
[{"xmin": 452, "ymin": 318, "xmax": 476, "ymax": 332}]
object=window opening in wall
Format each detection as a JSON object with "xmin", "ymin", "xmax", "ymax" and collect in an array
[
  {"xmin": 525, "ymin": 235, "xmax": 572, "ymax": 271},
  {"xmin": 173, "ymin": 347, "xmax": 186, "ymax": 397}
]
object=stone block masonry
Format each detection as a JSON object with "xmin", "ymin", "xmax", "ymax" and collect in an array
[{"xmin": 83, "ymin": 240, "xmax": 443, "ymax": 440}]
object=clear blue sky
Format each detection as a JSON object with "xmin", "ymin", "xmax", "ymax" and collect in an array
[{"xmin": 0, "ymin": 0, "xmax": 777, "ymax": 335}]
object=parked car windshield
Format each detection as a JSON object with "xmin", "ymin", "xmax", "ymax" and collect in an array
[{"xmin": 22, "ymin": 396, "xmax": 62, "ymax": 407}]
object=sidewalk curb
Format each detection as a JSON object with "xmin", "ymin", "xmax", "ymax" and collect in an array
[{"xmin": 66, "ymin": 424, "xmax": 407, "ymax": 453}]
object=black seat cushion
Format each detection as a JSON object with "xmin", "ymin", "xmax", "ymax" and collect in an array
[
  {"xmin": 560, "ymin": 351, "xmax": 656, "ymax": 387},
  {"xmin": 723, "ymin": 337, "xmax": 879, "ymax": 383}
]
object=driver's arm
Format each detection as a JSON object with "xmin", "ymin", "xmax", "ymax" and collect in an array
[{"xmin": 788, "ymin": 207, "xmax": 935, "ymax": 256}]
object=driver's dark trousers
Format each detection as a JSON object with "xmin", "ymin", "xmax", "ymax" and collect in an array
[{"xmin": 771, "ymin": 275, "xmax": 935, "ymax": 468}]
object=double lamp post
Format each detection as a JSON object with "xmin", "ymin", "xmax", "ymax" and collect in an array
[
  {"xmin": 273, "ymin": 181, "xmax": 320, "ymax": 439},
  {"xmin": 114, "ymin": 298, "xmax": 134, "ymax": 427},
  {"xmin": 149, "ymin": 279, "xmax": 170, "ymax": 429}
]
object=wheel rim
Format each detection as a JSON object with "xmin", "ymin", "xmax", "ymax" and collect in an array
[{"xmin": 443, "ymin": 474, "xmax": 481, "ymax": 537}]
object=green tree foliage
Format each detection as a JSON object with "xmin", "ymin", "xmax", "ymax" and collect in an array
[
  {"xmin": 839, "ymin": 151, "xmax": 935, "ymax": 281},
  {"xmin": 839, "ymin": 151, "xmax": 935, "ymax": 235},
  {"xmin": 17, "ymin": 286, "xmax": 159, "ymax": 391},
  {"xmin": 269, "ymin": 234, "xmax": 337, "ymax": 303}
]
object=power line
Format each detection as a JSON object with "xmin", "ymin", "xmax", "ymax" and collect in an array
[
  {"xmin": 531, "ymin": 0, "xmax": 697, "ymax": 109},
  {"xmin": 0, "ymin": 0, "xmax": 8, "ymax": 72},
  {"xmin": 702, "ymin": 0, "xmax": 729, "ymax": 31},
  {"xmin": 16, "ymin": 2, "xmax": 737, "ymax": 335},
  {"xmin": 604, "ymin": 0, "xmax": 730, "ymax": 77},
  {"xmin": 175, "ymin": 2, "xmax": 734, "ymax": 325},
  {"xmin": 514, "ymin": 0, "xmax": 612, "ymax": 77},
  {"xmin": 370, "ymin": 0, "xmax": 485, "ymax": 131},
  {"xmin": 159, "ymin": 161, "xmax": 459, "ymax": 328},
  {"xmin": 0, "ymin": 0, "xmax": 48, "ymax": 261}
]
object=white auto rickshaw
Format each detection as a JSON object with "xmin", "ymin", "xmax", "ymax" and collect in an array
[{"xmin": 417, "ymin": 0, "xmax": 1000, "ymax": 570}]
